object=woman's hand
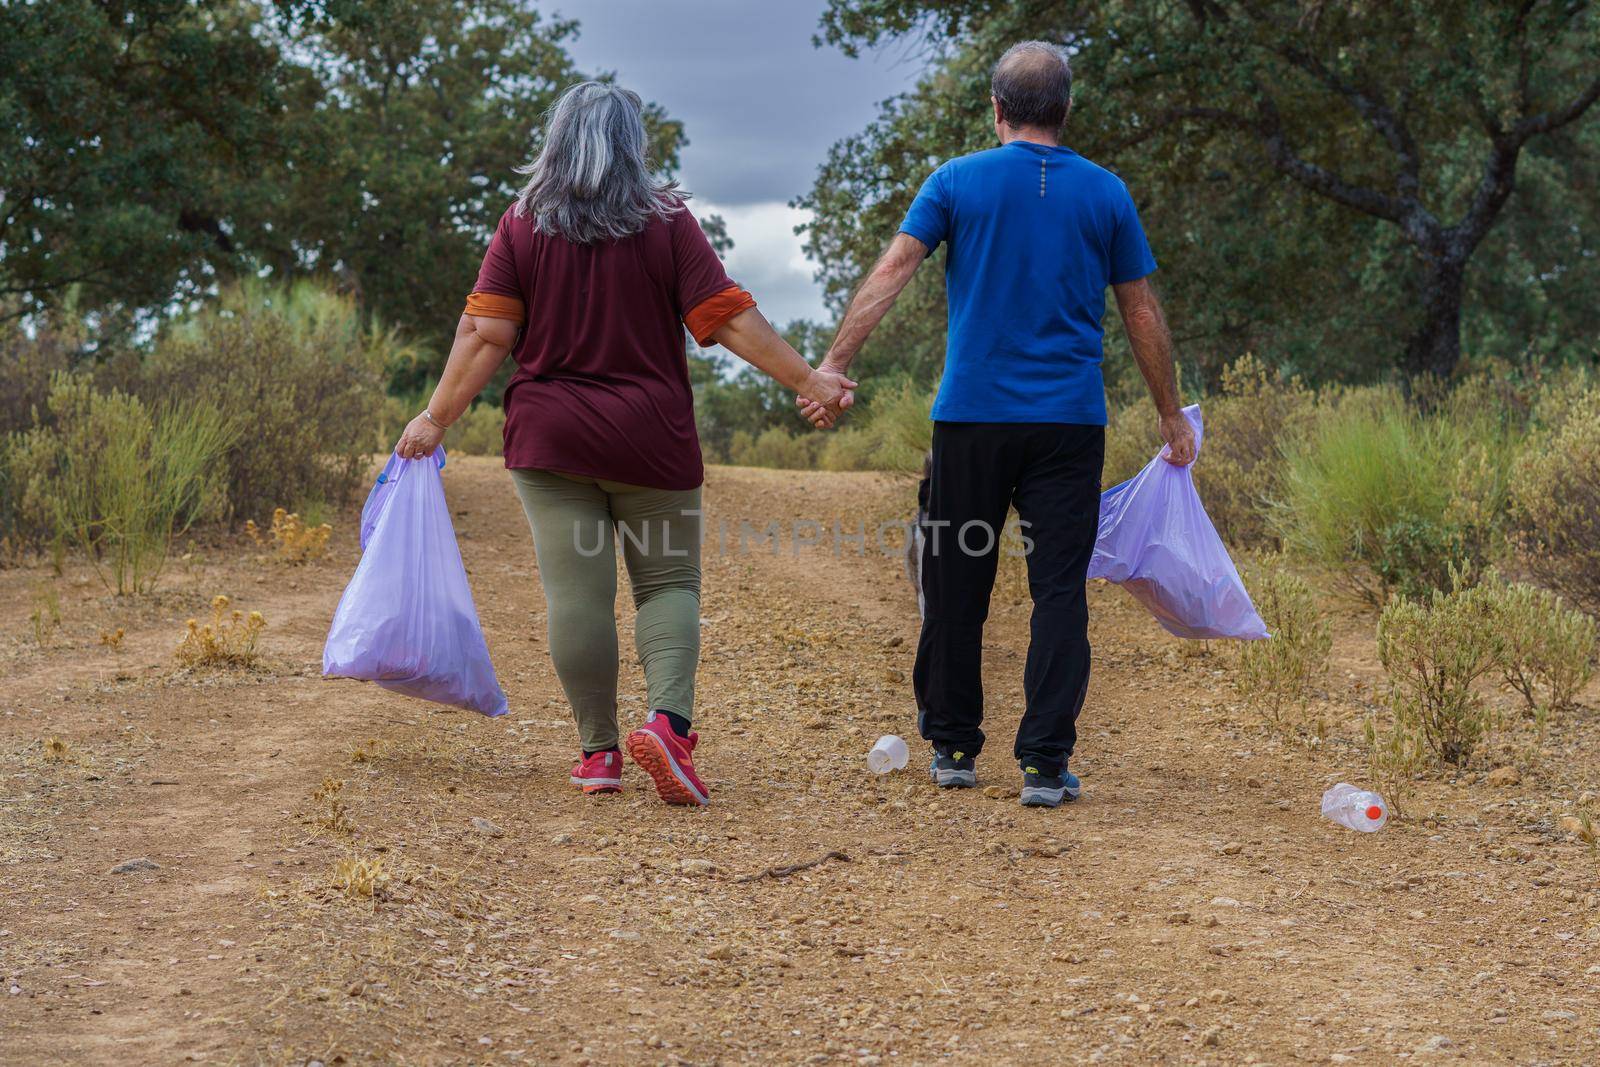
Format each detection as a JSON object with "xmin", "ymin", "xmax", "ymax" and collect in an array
[
  {"xmin": 396, "ymin": 412, "xmax": 446, "ymax": 460},
  {"xmin": 798, "ymin": 366, "xmax": 858, "ymax": 429},
  {"xmin": 708, "ymin": 307, "xmax": 856, "ymax": 429}
]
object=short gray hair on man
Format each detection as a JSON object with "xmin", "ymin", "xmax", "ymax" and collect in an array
[
  {"xmin": 991, "ymin": 41, "xmax": 1073, "ymax": 130},
  {"xmin": 514, "ymin": 81, "xmax": 683, "ymax": 244}
]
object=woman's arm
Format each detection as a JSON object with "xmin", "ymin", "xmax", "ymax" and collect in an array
[
  {"xmin": 708, "ymin": 307, "xmax": 856, "ymax": 428},
  {"xmin": 395, "ymin": 314, "xmax": 521, "ymax": 459}
]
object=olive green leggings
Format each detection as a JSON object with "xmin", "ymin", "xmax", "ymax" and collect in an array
[{"xmin": 509, "ymin": 469, "xmax": 702, "ymax": 752}]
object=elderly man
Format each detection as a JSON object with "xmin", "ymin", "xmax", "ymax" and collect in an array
[{"xmin": 802, "ymin": 40, "xmax": 1194, "ymax": 807}]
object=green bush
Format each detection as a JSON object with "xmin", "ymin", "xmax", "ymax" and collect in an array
[
  {"xmin": 2, "ymin": 425, "xmax": 65, "ymax": 558},
  {"xmin": 1526, "ymin": 368, "xmax": 1597, "ymax": 436},
  {"xmin": 1103, "ymin": 355, "xmax": 1311, "ymax": 547},
  {"xmin": 816, "ymin": 426, "xmax": 881, "ymax": 471},
  {"xmin": 715, "ymin": 378, "xmax": 935, "ymax": 473},
  {"xmin": 447, "ymin": 404, "xmax": 505, "ymax": 457},
  {"xmin": 1363, "ymin": 711, "xmax": 1427, "ymax": 818},
  {"xmin": 0, "ymin": 312, "xmax": 82, "ymax": 435},
  {"xmin": 726, "ymin": 426, "xmax": 828, "ymax": 469},
  {"xmin": 816, "ymin": 378, "xmax": 932, "ymax": 473},
  {"xmin": 1275, "ymin": 387, "xmax": 1510, "ymax": 603},
  {"xmin": 1, "ymin": 314, "xmax": 90, "ymax": 559},
  {"xmin": 144, "ymin": 281, "xmax": 398, "ymax": 523},
  {"xmin": 376, "ymin": 391, "xmax": 506, "ymax": 457},
  {"xmin": 1377, "ymin": 576, "xmax": 1504, "ymax": 767},
  {"xmin": 1198, "ymin": 356, "xmax": 1316, "ymax": 548},
  {"xmin": 1510, "ymin": 387, "xmax": 1600, "ymax": 617},
  {"xmin": 17, "ymin": 375, "xmax": 234, "ymax": 594},
  {"xmin": 1233, "ymin": 560, "xmax": 1332, "ymax": 731},
  {"xmin": 1482, "ymin": 571, "xmax": 1596, "ymax": 713},
  {"xmin": 375, "ymin": 391, "xmax": 425, "ymax": 454},
  {"xmin": 1101, "ymin": 399, "xmax": 1161, "ymax": 488}
]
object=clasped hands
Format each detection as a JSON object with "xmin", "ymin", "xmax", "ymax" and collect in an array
[{"xmin": 796, "ymin": 357, "xmax": 856, "ymax": 430}]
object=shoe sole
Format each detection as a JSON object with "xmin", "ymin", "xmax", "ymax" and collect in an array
[
  {"xmin": 626, "ymin": 730, "xmax": 709, "ymax": 806},
  {"xmin": 1020, "ymin": 784, "xmax": 1081, "ymax": 808},
  {"xmin": 931, "ymin": 768, "xmax": 977, "ymax": 789},
  {"xmin": 570, "ymin": 776, "xmax": 622, "ymax": 796}
]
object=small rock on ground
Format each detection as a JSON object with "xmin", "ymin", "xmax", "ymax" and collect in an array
[{"xmin": 108, "ymin": 858, "xmax": 160, "ymax": 874}]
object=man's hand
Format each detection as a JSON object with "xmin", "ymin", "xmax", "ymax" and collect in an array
[
  {"xmin": 1158, "ymin": 410, "xmax": 1196, "ymax": 466},
  {"xmin": 795, "ymin": 357, "xmax": 855, "ymax": 428},
  {"xmin": 797, "ymin": 363, "xmax": 858, "ymax": 429},
  {"xmin": 1113, "ymin": 278, "xmax": 1191, "ymax": 466}
]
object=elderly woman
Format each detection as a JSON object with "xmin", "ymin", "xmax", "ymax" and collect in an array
[{"xmin": 395, "ymin": 82, "xmax": 853, "ymax": 807}]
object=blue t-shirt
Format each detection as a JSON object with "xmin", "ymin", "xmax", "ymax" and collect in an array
[{"xmin": 899, "ymin": 142, "xmax": 1157, "ymax": 425}]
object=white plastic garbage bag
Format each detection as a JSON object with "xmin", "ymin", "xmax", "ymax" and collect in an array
[{"xmin": 1088, "ymin": 405, "xmax": 1268, "ymax": 640}]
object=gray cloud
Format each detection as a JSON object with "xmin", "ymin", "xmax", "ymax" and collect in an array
[
  {"xmin": 558, "ymin": 1, "xmax": 922, "ymax": 323},
  {"xmin": 561, "ymin": 0, "xmax": 918, "ymax": 203}
]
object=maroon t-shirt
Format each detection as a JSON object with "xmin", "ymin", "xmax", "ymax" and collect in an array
[{"xmin": 471, "ymin": 204, "xmax": 737, "ymax": 491}]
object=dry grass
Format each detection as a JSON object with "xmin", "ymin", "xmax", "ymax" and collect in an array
[
  {"xmin": 311, "ymin": 777, "xmax": 354, "ymax": 834},
  {"xmin": 173, "ymin": 594, "xmax": 265, "ymax": 669},
  {"xmin": 1560, "ymin": 809, "xmax": 1598, "ymax": 845},
  {"xmin": 330, "ymin": 855, "xmax": 390, "ymax": 901},
  {"xmin": 349, "ymin": 737, "xmax": 389, "ymax": 764},
  {"xmin": 1234, "ymin": 561, "xmax": 1332, "ymax": 734},
  {"xmin": 28, "ymin": 583, "xmax": 60, "ymax": 647},
  {"xmin": 245, "ymin": 507, "xmax": 333, "ymax": 564}
]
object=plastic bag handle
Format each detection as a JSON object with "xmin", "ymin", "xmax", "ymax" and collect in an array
[{"xmin": 379, "ymin": 447, "xmax": 447, "ymax": 484}]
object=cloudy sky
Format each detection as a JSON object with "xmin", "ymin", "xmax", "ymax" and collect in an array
[{"xmin": 558, "ymin": 0, "xmax": 924, "ymax": 326}]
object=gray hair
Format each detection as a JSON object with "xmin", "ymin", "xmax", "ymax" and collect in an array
[
  {"xmin": 991, "ymin": 41, "xmax": 1073, "ymax": 130},
  {"xmin": 514, "ymin": 81, "xmax": 683, "ymax": 244}
]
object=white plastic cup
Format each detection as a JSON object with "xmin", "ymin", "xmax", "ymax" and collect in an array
[{"xmin": 867, "ymin": 735, "xmax": 910, "ymax": 774}]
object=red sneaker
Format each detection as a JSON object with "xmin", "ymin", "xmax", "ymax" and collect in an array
[
  {"xmin": 570, "ymin": 750, "xmax": 622, "ymax": 795},
  {"xmin": 625, "ymin": 713, "xmax": 709, "ymax": 806}
]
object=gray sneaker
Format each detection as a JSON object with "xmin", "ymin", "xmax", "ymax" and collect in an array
[
  {"xmin": 929, "ymin": 749, "xmax": 977, "ymax": 788},
  {"xmin": 1020, "ymin": 766, "xmax": 1081, "ymax": 808}
]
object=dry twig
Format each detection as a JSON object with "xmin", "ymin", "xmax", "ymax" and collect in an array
[{"xmin": 734, "ymin": 850, "xmax": 851, "ymax": 883}]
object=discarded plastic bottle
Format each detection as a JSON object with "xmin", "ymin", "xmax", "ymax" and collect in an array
[
  {"xmin": 1321, "ymin": 783, "xmax": 1389, "ymax": 832},
  {"xmin": 867, "ymin": 735, "xmax": 910, "ymax": 774}
]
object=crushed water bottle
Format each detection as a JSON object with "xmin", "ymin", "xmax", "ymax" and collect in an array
[
  {"xmin": 1321, "ymin": 782, "xmax": 1388, "ymax": 832},
  {"xmin": 867, "ymin": 735, "xmax": 909, "ymax": 774}
]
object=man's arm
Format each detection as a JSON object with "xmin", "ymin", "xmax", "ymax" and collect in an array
[
  {"xmin": 795, "ymin": 232, "xmax": 927, "ymax": 422},
  {"xmin": 1112, "ymin": 277, "xmax": 1195, "ymax": 466},
  {"xmin": 823, "ymin": 233, "xmax": 929, "ymax": 373}
]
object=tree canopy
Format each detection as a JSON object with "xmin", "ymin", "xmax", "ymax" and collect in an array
[
  {"xmin": 1, "ymin": 1, "xmax": 286, "ymax": 320},
  {"xmin": 801, "ymin": 0, "xmax": 1600, "ymax": 387},
  {"xmin": 0, "ymin": 0, "xmax": 683, "ymax": 370}
]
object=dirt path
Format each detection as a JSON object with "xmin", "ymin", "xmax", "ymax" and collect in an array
[{"xmin": 2, "ymin": 458, "xmax": 1597, "ymax": 1065}]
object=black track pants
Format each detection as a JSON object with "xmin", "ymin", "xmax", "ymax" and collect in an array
[{"xmin": 912, "ymin": 422, "xmax": 1104, "ymax": 777}]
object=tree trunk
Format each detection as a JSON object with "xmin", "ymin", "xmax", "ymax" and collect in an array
[{"xmin": 1404, "ymin": 254, "xmax": 1466, "ymax": 382}]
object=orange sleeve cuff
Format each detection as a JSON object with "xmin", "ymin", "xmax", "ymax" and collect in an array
[
  {"xmin": 684, "ymin": 286, "xmax": 756, "ymax": 346},
  {"xmin": 464, "ymin": 291, "xmax": 526, "ymax": 323}
]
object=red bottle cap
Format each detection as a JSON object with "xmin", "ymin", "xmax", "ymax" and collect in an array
[{"xmin": 1366, "ymin": 805, "xmax": 1383, "ymax": 821}]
